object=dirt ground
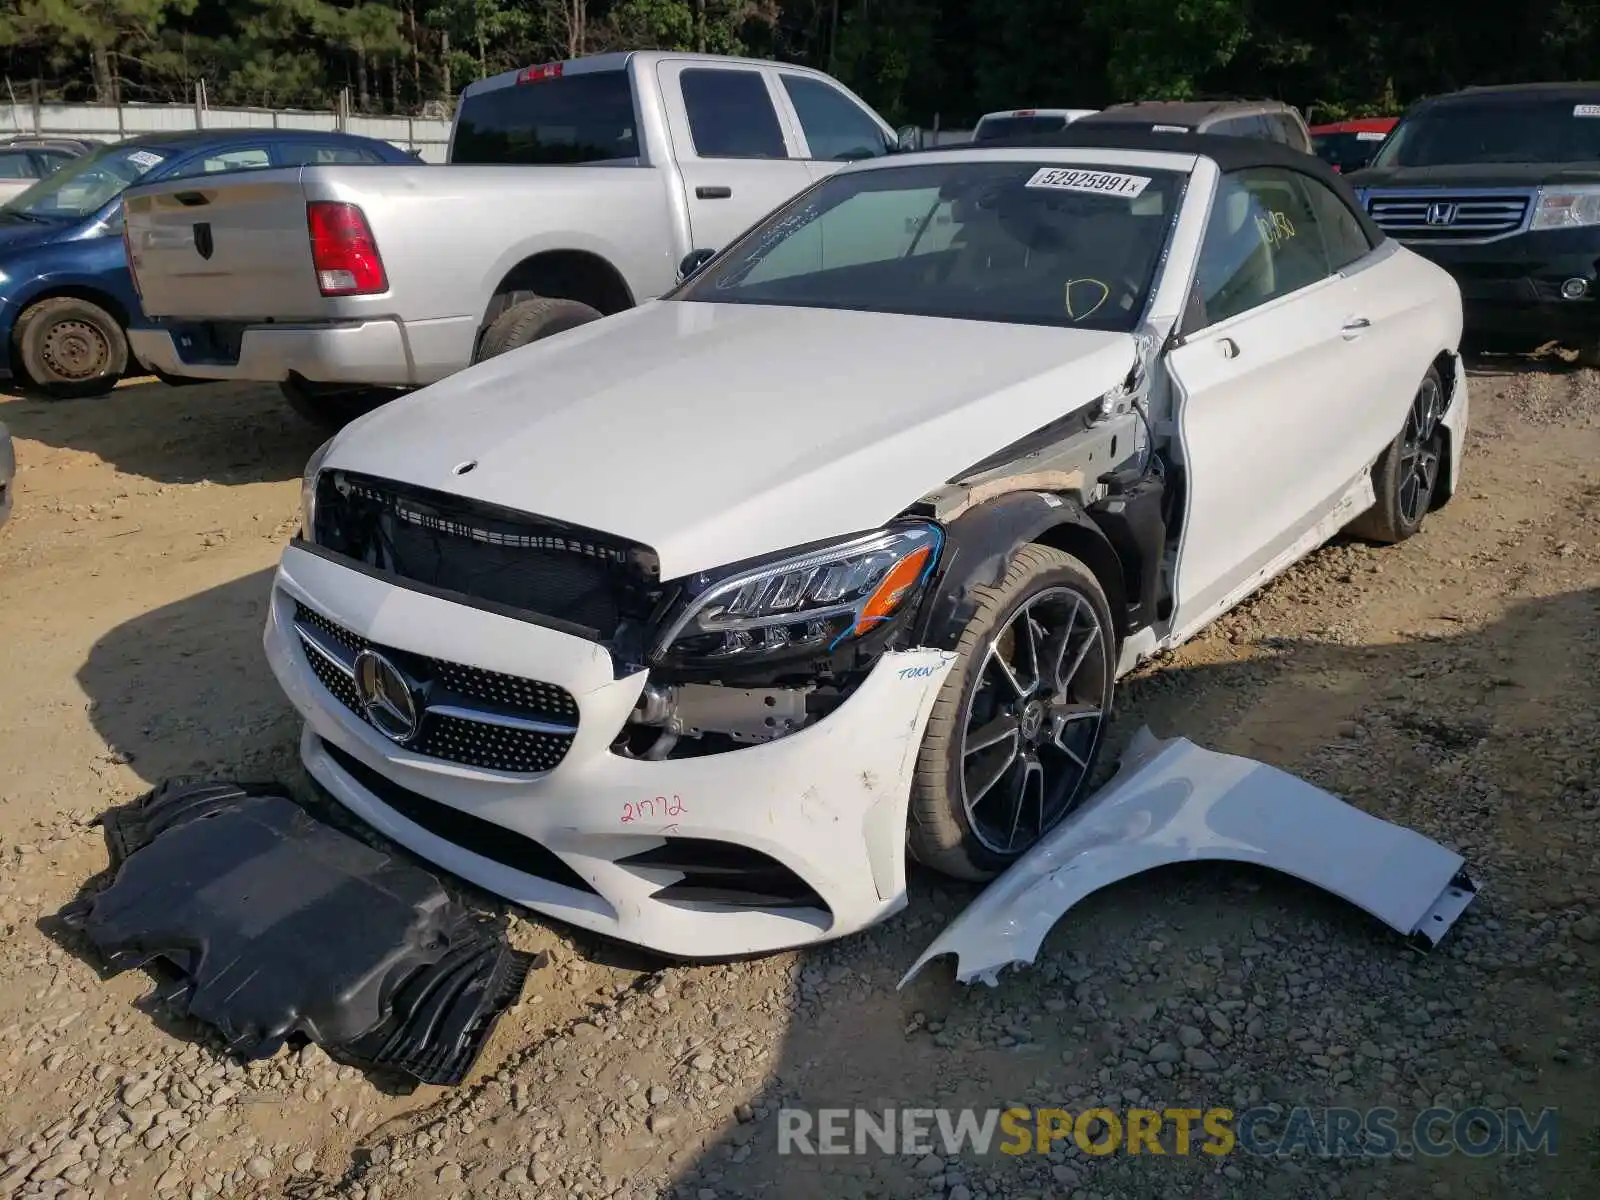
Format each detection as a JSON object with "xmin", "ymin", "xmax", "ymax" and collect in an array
[{"xmin": 0, "ymin": 362, "xmax": 1597, "ymax": 1200}]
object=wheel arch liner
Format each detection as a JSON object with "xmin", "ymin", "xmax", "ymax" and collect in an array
[
  {"xmin": 899, "ymin": 729, "xmax": 1480, "ymax": 988},
  {"xmin": 61, "ymin": 780, "xmax": 535, "ymax": 1086},
  {"xmin": 914, "ymin": 490, "xmax": 1128, "ymax": 648}
]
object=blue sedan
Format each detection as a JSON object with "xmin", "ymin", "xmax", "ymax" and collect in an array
[{"xmin": 0, "ymin": 128, "xmax": 416, "ymax": 398}]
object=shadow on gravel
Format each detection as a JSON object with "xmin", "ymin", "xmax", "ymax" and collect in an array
[
  {"xmin": 0, "ymin": 376, "xmax": 324, "ymax": 486},
  {"xmin": 77, "ymin": 566, "xmax": 301, "ymax": 786},
  {"xmin": 668, "ymin": 587, "xmax": 1600, "ymax": 1200}
]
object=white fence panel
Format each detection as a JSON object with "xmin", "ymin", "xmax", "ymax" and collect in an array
[{"xmin": 0, "ymin": 99, "xmax": 450, "ymax": 159}]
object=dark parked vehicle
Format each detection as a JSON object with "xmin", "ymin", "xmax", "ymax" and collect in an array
[
  {"xmin": 1076, "ymin": 99, "xmax": 1313, "ymax": 153},
  {"xmin": 1349, "ymin": 83, "xmax": 1600, "ymax": 363},
  {"xmin": 0, "ymin": 128, "xmax": 414, "ymax": 398},
  {"xmin": 1310, "ymin": 117, "xmax": 1397, "ymax": 173}
]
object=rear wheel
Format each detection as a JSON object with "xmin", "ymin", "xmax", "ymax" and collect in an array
[
  {"xmin": 1346, "ymin": 365, "xmax": 1446, "ymax": 544},
  {"xmin": 278, "ymin": 378, "xmax": 402, "ymax": 430},
  {"xmin": 13, "ymin": 296, "xmax": 127, "ymax": 398},
  {"xmin": 908, "ymin": 544, "xmax": 1115, "ymax": 881},
  {"xmin": 473, "ymin": 296, "xmax": 602, "ymax": 364}
]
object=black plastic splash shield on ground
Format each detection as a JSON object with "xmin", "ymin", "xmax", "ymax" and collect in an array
[{"xmin": 61, "ymin": 780, "xmax": 533, "ymax": 1086}]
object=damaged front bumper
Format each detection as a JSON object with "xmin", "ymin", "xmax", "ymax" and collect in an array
[
  {"xmin": 901, "ymin": 729, "xmax": 1480, "ymax": 988},
  {"xmin": 266, "ymin": 544, "xmax": 956, "ymax": 959}
]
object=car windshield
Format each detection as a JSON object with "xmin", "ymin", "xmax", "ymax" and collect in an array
[
  {"xmin": 0, "ymin": 142, "xmax": 170, "ymax": 219},
  {"xmin": 975, "ymin": 115, "xmax": 1070, "ymax": 142},
  {"xmin": 1370, "ymin": 100, "xmax": 1600, "ymax": 167},
  {"xmin": 675, "ymin": 160, "xmax": 1185, "ymax": 333}
]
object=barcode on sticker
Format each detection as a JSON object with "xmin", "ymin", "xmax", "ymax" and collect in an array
[
  {"xmin": 1575, "ymin": 104, "xmax": 1600, "ymax": 118},
  {"xmin": 127, "ymin": 150, "xmax": 164, "ymax": 170},
  {"xmin": 1025, "ymin": 167, "xmax": 1151, "ymax": 199},
  {"xmin": 1356, "ymin": 131, "xmax": 1386, "ymax": 141}
]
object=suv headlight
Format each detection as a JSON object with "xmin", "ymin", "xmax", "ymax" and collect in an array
[
  {"xmin": 299, "ymin": 437, "xmax": 335, "ymax": 541},
  {"xmin": 1532, "ymin": 185, "xmax": 1600, "ymax": 231},
  {"xmin": 651, "ymin": 522, "xmax": 942, "ymax": 668}
]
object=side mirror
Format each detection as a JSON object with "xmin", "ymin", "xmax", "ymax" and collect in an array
[
  {"xmin": 677, "ymin": 248, "xmax": 716, "ymax": 282},
  {"xmin": 895, "ymin": 125, "xmax": 924, "ymax": 153}
]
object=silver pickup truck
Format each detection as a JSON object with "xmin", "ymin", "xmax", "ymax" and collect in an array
[{"xmin": 123, "ymin": 51, "xmax": 903, "ymax": 425}]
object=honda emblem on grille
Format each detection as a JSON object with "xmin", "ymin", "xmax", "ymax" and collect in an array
[
  {"xmin": 1424, "ymin": 202, "xmax": 1458, "ymax": 227},
  {"xmin": 354, "ymin": 649, "xmax": 421, "ymax": 744},
  {"xmin": 192, "ymin": 222, "xmax": 214, "ymax": 260}
]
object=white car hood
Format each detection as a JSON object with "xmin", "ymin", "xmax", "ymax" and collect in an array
[
  {"xmin": 900, "ymin": 729, "xmax": 1480, "ymax": 988},
  {"xmin": 328, "ymin": 301, "xmax": 1137, "ymax": 579}
]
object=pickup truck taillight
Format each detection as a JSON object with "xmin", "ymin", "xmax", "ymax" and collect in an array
[{"xmin": 307, "ymin": 201, "xmax": 388, "ymax": 297}]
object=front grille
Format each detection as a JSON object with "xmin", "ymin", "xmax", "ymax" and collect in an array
[
  {"xmin": 311, "ymin": 471, "xmax": 661, "ymax": 639},
  {"xmin": 293, "ymin": 600, "xmax": 579, "ymax": 774},
  {"xmin": 1364, "ymin": 190, "xmax": 1533, "ymax": 242}
]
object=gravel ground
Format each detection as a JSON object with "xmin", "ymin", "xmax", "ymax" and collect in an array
[{"xmin": 0, "ymin": 359, "xmax": 1596, "ymax": 1200}]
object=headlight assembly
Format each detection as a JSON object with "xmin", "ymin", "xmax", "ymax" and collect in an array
[
  {"xmin": 1532, "ymin": 185, "xmax": 1600, "ymax": 231},
  {"xmin": 651, "ymin": 522, "xmax": 943, "ymax": 667},
  {"xmin": 300, "ymin": 437, "xmax": 336, "ymax": 541}
]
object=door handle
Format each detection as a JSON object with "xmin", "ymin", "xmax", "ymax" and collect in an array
[
  {"xmin": 696, "ymin": 185, "xmax": 733, "ymax": 200},
  {"xmin": 1216, "ymin": 337, "xmax": 1239, "ymax": 359},
  {"xmin": 1340, "ymin": 316, "xmax": 1371, "ymax": 340}
]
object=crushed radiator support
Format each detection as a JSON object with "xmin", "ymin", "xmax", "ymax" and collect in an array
[{"xmin": 61, "ymin": 780, "xmax": 535, "ymax": 1087}]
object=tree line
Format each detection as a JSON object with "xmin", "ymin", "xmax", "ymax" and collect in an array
[{"xmin": 1, "ymin": 0, "xmax": 1596, "ymax": 128}]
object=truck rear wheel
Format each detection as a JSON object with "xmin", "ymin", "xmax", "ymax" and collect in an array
[
  {"xmin": 13, "ymin": 296, "xmax": 128, "ymax": 399},
  {"xmin": 278, "ymin": 379, "xmax": 401, "ymax": 430},
  {"xmin": 474, "ymin": 296, "xmax": 601, "ymax": 363}
]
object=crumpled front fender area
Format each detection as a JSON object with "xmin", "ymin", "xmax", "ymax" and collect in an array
[{"xmin": 900, "ymin": 729, "xmax": 1479, "ymax": 988}]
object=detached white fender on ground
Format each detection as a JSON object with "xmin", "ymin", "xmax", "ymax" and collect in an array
[{"xmin": 900, "ymin": 729, "xmax": 1480, "ymax": 989}]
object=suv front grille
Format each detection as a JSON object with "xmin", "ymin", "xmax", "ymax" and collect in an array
[
  {"xmin": 310, "ymin": 471, "xmax": 661, "ymax": 640},
  {"xmin": 1364, "ymin": 190, "xmax": 1533, "ymax": 242},
  {"xmin": 293, "ymin": 600, "xmax": 579, "ymax": 774}
]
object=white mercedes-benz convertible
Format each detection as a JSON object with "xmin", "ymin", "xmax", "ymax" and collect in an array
[{"xmin": 265, "ymin": 129, "xmax": 1467, "ymax": 958}]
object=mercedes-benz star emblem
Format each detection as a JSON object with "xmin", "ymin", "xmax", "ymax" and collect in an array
[{"xmin": 354, "ymin": 649, "xmax": 420, "ymax": 743}]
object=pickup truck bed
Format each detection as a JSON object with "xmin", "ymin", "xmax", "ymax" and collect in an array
[{"xmin": 127, "ymin": 163, "xmax": 677, "ymax": 387}]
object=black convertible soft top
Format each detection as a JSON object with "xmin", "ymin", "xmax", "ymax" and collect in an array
[{"xmin": 948, "ymin": 125, "xmax": 1386, "ymax": 249}]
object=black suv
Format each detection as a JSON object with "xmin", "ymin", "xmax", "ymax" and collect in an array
[{"xmin": 1349, "ymin": 83, "xmax": 1600, "ymax": 362}]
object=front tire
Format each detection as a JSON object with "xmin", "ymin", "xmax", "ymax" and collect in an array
[
  {"xmin": 473, "ymin": 296, "xmax": 602, "ymax": 363},
  {"xmin": 1346, "ymin": 365, "xmax": 1446, "ymax": 544},
  {"xmin": 908, "ymin": 544, "xmax": 1115, "ymax": 881},
  {"xmin": 13, "ymin": 296, "xmax": 128, "ymax": 398}
]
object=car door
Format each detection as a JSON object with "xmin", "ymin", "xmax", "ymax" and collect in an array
[
  {"xmin": 1165, "ymin": 166, "xmax": 1371, "ymax": 641},
  {"xmin": 1297, "ymin": 172, "xmax": 1432, "ymax": 469},
  {"xmin": 656, "ymin": 60, "xmax": 815, "ymax": 253},
  {"xmin": 774, "ymin": 72, "xmax": 896, "ymax": 184}
]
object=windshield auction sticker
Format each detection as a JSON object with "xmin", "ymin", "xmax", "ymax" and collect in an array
[
  {"xmin": 1574, "ymin": 104, "xmax": 1600, "ymax": 118},
  {"xmin": 1026, "ymin": 167, "xmax": 1151, "ymax": 198}
]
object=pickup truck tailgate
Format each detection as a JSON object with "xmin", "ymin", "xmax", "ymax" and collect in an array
[{"xmin": 125, "ymin": 171, "xmax": 326, "ymax": 319}]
